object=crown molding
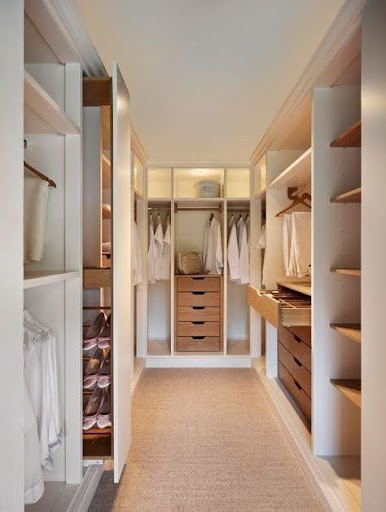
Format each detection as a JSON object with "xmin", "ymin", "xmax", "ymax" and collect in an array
[
  {"xmin": 131, "ymin": 125, "xmax": 149, "ymax": 165},
  {"xmin": 250, "ymin": 0, "xmax": 367, "ymax": 164},
  {"xmin": 25, "ymin": 0, "xmax": 106, "ymax": 76}
]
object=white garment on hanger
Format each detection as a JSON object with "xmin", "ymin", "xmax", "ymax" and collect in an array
[
  {"xmin": 154, "ymin": 215, "xmax": 164, "ymax": 281},
  {"xmin": 132, "ymin": 220, "xmax": 142, "ymax": 286},
  {"xmin": 237, "ymin": 217, "xmax": 249, "ymax": 285},
  {"xmin": 282, "ymin": 214, "xmax": 294, "ymax": 276},
  {"xmin": 290, "ymin": 212, "xmax": 311, "ymax": 277},
  {"xmin": 227, "ymin": 216, "xmax": 240, "ymax": 281},
  {"xmin": 24, "ymin": 175, "xmax": 49, "ymax": 262},
  {"xmin": 245, "ymin": 215, "xmax": 250, "ymax": 242},
  {"xmin": 258, "ymin": 224, "xmax": 266, "ymax": 249},
  {"xmin": 203, "ymin": 216, "xmax": 223, "ymax": 275},
  {"xmin": 159, "ymin": 216, "xmax": 171, "ymax": 280},
  {"xmin": 147, "ymin": 216, "xmax": 156, "ymax": 284}
]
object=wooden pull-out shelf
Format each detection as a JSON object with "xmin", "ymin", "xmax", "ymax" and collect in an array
[
  {"xmin": 83, "ymin": 268, "xmax": 111, "ymax": 288},
  {"xmin": 248, "ymin": 286, "xmax": 311, "ymax": 328}
]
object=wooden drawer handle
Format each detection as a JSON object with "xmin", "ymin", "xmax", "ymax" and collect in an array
[
  {"xmin": 294, "ymin": 335, "xmax": 302, "ymax": 343},
  {"xmin": 294, "ymin": 357, "xmax": 302, "ymax": 367},
  {"xmin": 192, "ymin": 321, "xmax": 205, "ymax": 325},
  {"xmin": 192, "ymin": 336, "xmax": 206, "ymax": 340},
  {"xmin": 192, "ymin": 277, "xmax": 205, "ymax": 280},
  {"xmin": 192, "ymin": 291, "xmax": 205, "ymax": 295},
  {"xmin": 192, "ymin": 306, "xmax": 205, "ymax": 310},
  {"xmin": 294, "ymin": 379, "xmax": 302, "ymax": 390}
]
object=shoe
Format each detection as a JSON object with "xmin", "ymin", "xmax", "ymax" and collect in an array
[
  {"xmin": 97, "ymin": 349, "xmax": 111, "ymax": 388},
  {"xmin": 83, "ymin": 348, "xmax": 104, "ymax": 389},
  {"xmin": 83, "ymin": 313, "xmax": 106, "ymax": 352},
  {"xmin": 83, "ymin": 387, "xmax": 104, "ymax": 430},
  {"xmin": 98, "ymin": 313, "xmax": 111, "ymax": 349},
  {"xmin": 96, "ymin": 387, "xmax": 112, "ymax": 429}
]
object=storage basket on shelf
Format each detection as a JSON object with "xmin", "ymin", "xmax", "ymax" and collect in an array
[{"xmin": 194, "ymin": 180, "xmax": 221, "ymax": 198}]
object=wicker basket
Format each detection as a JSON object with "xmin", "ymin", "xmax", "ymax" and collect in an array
[{"xmin": 194, "ymin": 180, "xmax": 221, "ymax": 198}]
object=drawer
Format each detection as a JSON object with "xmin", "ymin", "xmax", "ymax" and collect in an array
[
  {"xmin": 278, "ymin": 344, "xmax": 311, "ymax": 397},
  {"xmin": 177, "ymin": 276, "xmax": 220, "ymax": 292},
  {"xmin": 178, "ymin": 307, "xmax": 220, "ymax": 322},
  {"xmin": 176, "ymin": 336, "xmax": 220, "ymax": 352},
  {"xmin": 278, "ymin": 327, "xmax": 311, "ymax": 372},
  {"xmin": 248, "ymin": 286, "xmax": 311, "ymax": 328},
  {"xmin": 177, "ymin": 292, "xmax": 220, "ymax": 307},
  {"xmin": 286, "ymin": 326, "xmax": 312, "ymax": 348},
  {"xmin": 177, "ymin": 321, "xmax": 220, "ymax": 337},
  {"xmin": 278, "ymin": 362, "xmax": 311, "ymax": 423}
]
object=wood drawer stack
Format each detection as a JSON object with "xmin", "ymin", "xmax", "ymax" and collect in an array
[
  {"xmin": 176, "ymin": 275, "xmax": 222, "ymax": 352},
  {"xmin": 278, "ymin": 326, "xmax": 312, "ymax": 424}
]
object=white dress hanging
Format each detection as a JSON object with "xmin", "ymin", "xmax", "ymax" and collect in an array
[
  {"xmin": 290, "ymin": 212, "xmax": 311, "ymax": 277},
  {"xmin": 159, "ymin": 216, "xmax": 171, "ymax": 280},
  {"xmin": 203, "ymin": 216, "xmax": 223, "ymax": 275},
  {"xmin": 237, "ymin": 217, "xmax": 249, "ymax": 285},
  {"xmin": 154, "ymin": 215, "xmax": 164, "ymax": 281},
  {"xmin": 227, "ymin": 216, "xmax": 240, "ymax": 281},
  {"xmin": 147, "ymin": 215, "xmax": 156, "ymax": 284},
  {"xmin": 132, "ymin": 220, "xmax": 142, "ymax": 286}
]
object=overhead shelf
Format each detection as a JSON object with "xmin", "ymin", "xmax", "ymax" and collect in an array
[
  {"xmin": 331, "ymin": 187, "xmax": 361, "ymax": 203},
  {"xmin": 330, "ymin": 324, "xmax": 361, "ymax": 344},
  {"xmin": 24, "ymin": 270, "xmax": 80, "ymax": 289},
  {"xmin": 331, "ymin": 379, "xmax": 361, "ymax": 409},
  {"xmin": 24, "ymin": 70, "xmax": 80, "ymax": 135},
  {"xmin": 330, "ymin": 121, "xmax": 361, "ymax": 148},
  {"xmin": 330, "ymin": 268, "xmax": 361, "ymax": 277},
  {"xmin": 268, "ymin": 148, "xmax": 312, "ymax": 190}
]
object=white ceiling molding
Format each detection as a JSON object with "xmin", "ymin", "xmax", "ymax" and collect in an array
[
  {"xmin": 250, "ymin": 0, "xmax": 366, "ymax": 164},
  {"xmin": 147, "ymin": 161, "xmax": 250, "ymax": 168},
  {"xmin": 25, "ymin": 0, "xmax": 106, "ymax": 76}
]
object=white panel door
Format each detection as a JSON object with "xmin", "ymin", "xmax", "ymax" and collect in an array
[{"xmin": 112, "ymin": 62, "xmax": 133, "ymax": 483}]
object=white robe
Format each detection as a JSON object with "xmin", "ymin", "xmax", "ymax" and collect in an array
[
  {"xmin": 203, "ymin": 216, "xmax": 223, "ymax": 275},
  {"xmin": 154, "ymin": 215, "xmax": 164, "ymax": 281},
  {"xmin": 24, "ymin": 175, "xmax": 49, "ymax": 262},
  {"xmin": 290, "ymin": 212, "xmax": 311, "ymax": 277},
  {"xmin": 227, "ymin": 217, "xmax": 240, "ymax": 281},
  {"xmin": 132, "ymin": 220, "xmax": 142, "ymax": 286},
  {"xmin": 147, "ymin": 216, "xmax": 156, "ymax": 284},
  {"xmin": 159, "ymin": 216, "xmax": 171, "ymax": 280},
  {"xmin": 237, "ymin": 217, "xmax": 249, "ymax": 285},
  {"xmin": 283, "ymin": 214, "xmax": 294, "ymax": 277}
]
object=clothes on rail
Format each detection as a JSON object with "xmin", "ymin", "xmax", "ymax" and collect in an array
[
  {"xmin": 159, "ymin": 216, "xmax": 171, "ymax": 280},
  {"xmin": 227, "ymin": 216, "xmax": 240, "ymax": 281},
  {"xmin": 148, "ymin": 213, "xmax": 171, "ymax": 283},
  {"xmin": 258, "ymin": 224, "xmax": 266, "ymax": 249},
  {"xmin": 24, "ymin": 174, "xmax": 49, "ymax": 262},
  {"xmin": 132, "ymin": 220, "xmax": 143, "ymax": 286},
  {"xmin": 282, "ymin": 212, "xmax": 311, "ymax": 277},
  {"xmin": 227, "ymin": 214, "xmax": 250, "ymax": 284},
  {"xmin": 203, "ymin": 215, "xmax": 223, "ymax": 275},
  {"xmin": 23, "ymin": 311, "xmax": 62, "ymax": 504}
]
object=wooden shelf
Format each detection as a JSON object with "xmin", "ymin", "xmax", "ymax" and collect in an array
[
  {"xmin": 330, "ymin": 268, "xmax": 361, "ymax": 277},
  {"xmin": 102, "ymin": 203, "xmax": 111, "ymax": 219},
  {"xmin": 24, "ymin": 71, "xmax": 80, "ymax": 135},
  {"xmin": 331, "ymin": 187, "xmax": 361, "ymax": 203},
  {"xmin": 83, "ymin": 428, "xmax": 111, "ymax": 436},
  {"xmin": 101, "ymin": 150, "xmax": 111, "ymax": 166},
  {"xmin": 331, "ymin": 324, "xmax": 361, "ymax": 344},
  {"xmin": 269, "ymin": 148, "xmax": 312, "ymax": 190},
  {"xmin": 331, "ymin": 379, "xmax": 361, "ymax": 409},
  {"xmin": 277, "ymin": 280, "xmax": 312, "ymax": 297},
  {"xmin": 24, "ymin": 270, "xmax": 80, "ymax": 289},
  {"xmin": 83, "ymin": 268, "xmax": 111, "ymax": 289},
  {"xmin": 330, "ymin": 121, "xmax": 361, "ymax": 148}
]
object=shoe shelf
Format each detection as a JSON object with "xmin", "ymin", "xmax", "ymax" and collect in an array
[{"xmin": 83, "ymin": 267, "xmax": 111, "ymax": 288}]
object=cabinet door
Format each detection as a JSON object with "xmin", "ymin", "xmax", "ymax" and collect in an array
[{"xmin": 112, "ymin": 62, "xmax": 133, "ymax": 483}]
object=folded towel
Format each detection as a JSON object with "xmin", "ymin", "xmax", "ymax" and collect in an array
[{"xmin": 24, "ymin": 175, "xmax": 49, "ymax": 262}]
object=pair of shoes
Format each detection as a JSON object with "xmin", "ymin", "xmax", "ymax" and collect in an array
[
  {"xmin": 83, "ymin": 386, "xmax": 111, "ymax": 430},
  {"xmin": 83, "ymin": 312, "xmax": 111, "ymax": 352},
  {"xmin": 83, "ymin": 348, "xmax": 111, "ymax": 390}
]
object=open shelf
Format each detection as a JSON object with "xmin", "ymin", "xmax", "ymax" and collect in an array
[
  {"xmin": 330, "ymin": 121, "xmax": 361, "ymax": 148},
  {"xmin": 277, "ymin": 280, "xmax": 312, "ymax": 297},
  {"xmin": 24, "ymin": 270, "xmax": 80, "ymax": 289},
  {"xmin": 330, "ymin": 324, "xmax": 361, "ymax": 344},
  {"xmin": 24, "ymin": 71, "xmax": 80, "ymax": 135},
  {"xmin": 147, "ymin": 340, "xmax": 171, "ymax": 356},
  {"xmin": 83, "ymin": 268, "xmax": 111, "ymax": 288},
  {"xmin": 268, "ymin": 148, "xmax": 311, "ymax": 190},
  {"xmin": 330, "ymin": 268, "xmax": 361, "ymax": 277},
  {"xmin": 174, "ymin": 198, "xmax": 224, "ymax": 210},
  {"xmin": 331, "ymin": 187, "xmax": 361, "ymax": 203},
  {"xmin": 331, "ymin": 379, "xmax": 361, "ymax": 409},
  {"xmin": 227, "ymin": 339, "xmax": 250, "ymax": 356}
]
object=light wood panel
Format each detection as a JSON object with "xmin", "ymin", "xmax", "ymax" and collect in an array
[
  {"xmin": 277, "ymin": 281, "xmax": 312, "ymax": 297},
  {"xmin": 330, "ymin": 324, "xmax": 361, "ymax": 344},
  {"xmin": 83, "ymin": 268, "xmax": 111, "ymax": 288},
  {"xmin": 330, "ymin": 120, "xmax": 361, "ymax": 147},
  {"xmin": 83, "ymin": 77, "xmax": 111, "ymax": 106},
  {"xmin": 331, "ymin": 379, "xmax": 361, "ymax": 409},
  {"xmin": 331, "ymin": 187, "xmax": 361, "ymax": 203},
  {"xmin": 330, "ymin": 268, "xmax": 361, "ymax": 276}
]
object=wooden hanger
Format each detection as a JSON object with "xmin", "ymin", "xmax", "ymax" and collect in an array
[
  {"xmin": 24, "ymin": 161, "xmax": 57, "ymax": 188},
  {"xmin": 276, "ymin": 192, "xmax": 311, "ymax": 217}
]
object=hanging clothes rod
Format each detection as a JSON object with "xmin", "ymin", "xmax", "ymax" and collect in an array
[
  {"xmin": 174, "ymin": 205, "xmax": 223, "ymax": 213},
  {"xmin": 24, "ymin": 161, "xmax": 57, "ymax": 188}
]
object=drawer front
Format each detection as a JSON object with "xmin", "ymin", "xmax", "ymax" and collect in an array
[
  {"xmin": 176, "ymin": 336, "xmax": 220, "ymax": 352},
  {"xmin": 177, "ymin": 276, "xmax": 220, "ymax": 292},
  {"xmin": 177, "ymin": 292, "xmax": 220, "ymax": 307},
  {"xmin": 286, "ymin": 326, "xmax": 312, "ymax": 348},
  {"xmin": 278, "ymin": 327, "xmax": 311, "ymax": 372},
  {"xmin": 278, "ymin": 344, "xmax": 311, "ymax": 397},
  {"xmin": 248, "ymin": 286, "xmax": 279, "ymax": 327},
  {"xmin": 177, "ymin": 321, "xmax": 220, "ymax": 337},
  {"xmin": 281, "ymin": 304, "xmax": 311, "ymax": 327},
  {"xmin": 278, "ymin": 362, "xmax": 311, "ymax": 423},
  {"xmin": 178, "ymin": 307, "xmax": 220, "ymax": 322}
]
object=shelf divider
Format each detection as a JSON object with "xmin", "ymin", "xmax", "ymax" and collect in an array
[{"xmin": 331, "ymin": 379, "xmax": 361, "ymax": 409}]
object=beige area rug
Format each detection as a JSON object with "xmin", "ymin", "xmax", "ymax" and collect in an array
[{"xmin": 89, "ymin": 369, "xmax": 323, "ymax": 512}]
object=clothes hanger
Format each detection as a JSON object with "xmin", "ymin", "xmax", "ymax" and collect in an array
[
  {"xmin": 276, "ymin": 193, "xmax": 311, "ymax": 217},
  {"xmin": 24, "ymin": 161, "xmax": 57, "ymax": 188}
]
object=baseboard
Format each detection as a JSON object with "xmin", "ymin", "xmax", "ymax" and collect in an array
[
  {"xmin": 253, "ymin": 357, "xmax": 360, "ymax": 512},
  {"xmin": 67, "ymin": 464, "xmax": 104, "ymax": 512},
  {"xmin": 131, "ymin": 357, "xmax": 145, "ymax": 398},
  {"xmin": 146, "ymin": 355, "xmax": 252, "ymax": 368}
]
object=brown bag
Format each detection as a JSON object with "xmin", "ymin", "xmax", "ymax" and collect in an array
[{"xmin": 177, "ymin": 252, "xmax": 202, "ymax": 275}]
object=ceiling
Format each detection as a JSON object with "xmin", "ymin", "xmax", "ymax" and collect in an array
[{"xmin": 75, "ymin": 0, "xmax": 345, "ymax": 163}]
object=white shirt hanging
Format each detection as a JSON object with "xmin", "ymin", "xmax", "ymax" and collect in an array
[
  {"xmin": 245, "ymin": 214, "xmax": 250, "ymax": 242},
  {"xmin": 154, "ymin": 215, "xmax": 164, "ymax": 281},
  {"xmin": 132, "ymin": 220, "xmax": 142, "ymax": 286},
  {"xmin": 159, "ymin": 216, "xmax": 171, "ymax": 280},
  {"xmin": 283, "ymin": 214, "xmax": 294, "ymax": 277},
  {"xmin": 203, "ymin": 216, "xmax": 223, "ymax": 275},
  {"xmin": 237, "ymin": 217, "xmax": 249, "ymax": 285},
  {"xmin": 227, "ymin": 216, "xmax": 240, "ymax": 281},
  {"xmin": 290, "ymin": 212, "xmax": 311, "ymax": 277},
  {"xmin": 147, "ymin": 215, "xmax": 156, "ymax": 284},
  {"xmin": 258, "ymin": 224, "xmax": 266, "ymax": 249}
]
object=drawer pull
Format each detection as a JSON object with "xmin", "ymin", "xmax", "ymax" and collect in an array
[
  {"xmin": 192, "ymin": 336, "xmax": 205, "ymax": 340},
  {"xmin": 294, "ymin": 335, "xmax": 302, "ymax": 343},
  {"xmin": 192, "ymin": 306, "xmax": 205, "ymax": 310},
  {"xmin": 192, "ymin": 277, "xmax": 205, "ymax": 281},
  {"xmin": 294, "ymin": 379, "xmax": 302, "ymax": 390},
  {"xmin": 192, "ymin": 291, "xmax": 205, "ymax": 295},
  {"xmin": 294, "ymin": 357, "xmax": 302, "ymax": 367},
  {"xmin": 192, "ymin": 321, "xmax": 205, "ymax": 325}
]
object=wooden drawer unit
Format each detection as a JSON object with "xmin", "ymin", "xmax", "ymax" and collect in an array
[
  {"xmin": 278, "ymin": 344, "xmax": 311, "ymax": 397},
  {"xmin": 178, "ymin": 307, "xmax": 220, "ymax": 322},
  {"xmin": 286, "ymin": 326, "xmax": 312, "ymax": 348},
  {"xmin": 278, "ymin": 362, "xmax": 311, "ymax": 422},
  {"xmin": 248, "ymin": 286, "xmax": 311, "ymax": 328},
  {"xmin": 177, "ymin": 291, "xmax": 220, "ymax": 307},
  {"xmin": 176, "ymin": 337, "xmax": 220, "ymax": 352},
  {"xmin": 83, "ymin": 267, "xmax": 111, "ymax": 288},
  {"xmin": 177, "ymin": 275, "xmax": 220, "ymax": 292},
  {"xmin": 177, "ymin": 321, "xmax": 220, "ymax": 337},
  {"xmin": 278, "ymin": 327, "xmax": 311, "ymax": 372}
]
